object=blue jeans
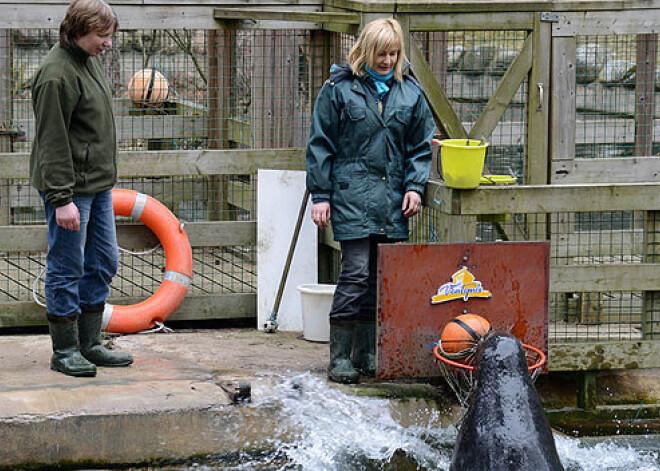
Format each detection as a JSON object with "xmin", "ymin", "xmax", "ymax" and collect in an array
[
  {"xmin": 330, "ymin": 235, "xmax": 394, "ymax": 323},
  {"xmin": 41, "ymin": 190, "xmax": 118, "ymax": 318}
]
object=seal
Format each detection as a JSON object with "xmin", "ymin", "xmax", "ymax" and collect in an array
[{"xmin": 450, "ymin": 332, "xmax": 564, "ymax": 471}]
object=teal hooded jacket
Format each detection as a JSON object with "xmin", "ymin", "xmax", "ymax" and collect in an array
[{"xmin": 306, "ymin": 65, "xmax": 434, "ymax": 241}]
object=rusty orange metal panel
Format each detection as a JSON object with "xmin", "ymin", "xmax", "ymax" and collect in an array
[{"xmin": 377, "ymin": 242, "xmax": 550, "ymax": 380}]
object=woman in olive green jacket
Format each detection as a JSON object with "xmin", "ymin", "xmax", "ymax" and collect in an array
[
  {"xmin": 30, "ymin": 0, "xmax": 133, "ymax": 377},
  {"xmin": 306, "ymin": 18, "xmax": 434, "ymax": 383}
]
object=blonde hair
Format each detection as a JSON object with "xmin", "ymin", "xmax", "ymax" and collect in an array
[
  {"xmin": 60, "ymin": 0, "xmax": 118, "ymax": 46},
  {"xmin": 347, "ymin": 18, "xmax": 406, "ymax": 81}
]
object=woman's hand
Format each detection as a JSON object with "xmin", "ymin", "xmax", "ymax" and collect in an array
[
  {"xmin": 402, "ymin": 191, "xmax": 422, "ymax": 218},
  {"xmin": 311, "ymin": 202, "xmax": 331, "ymax": 228},
  {"xmin": 55, "ymin": 202, "xmax": 80, "ymax": 231}
]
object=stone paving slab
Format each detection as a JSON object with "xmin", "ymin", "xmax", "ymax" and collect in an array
[{"xmin": 0, "ymin": 329, "xmax": 329, "ymax": 467}]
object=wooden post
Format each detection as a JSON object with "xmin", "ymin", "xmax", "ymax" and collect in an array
[
  {"xmin": 524, "ymin": 14, "xmax": 552, "ymax": 270},
  {"xmin": 309, "ymin": 30, "xmax": 335, "ymax": 282},
  {"xmin": 550, "ymin": 36, "xmax": 577, "ymax": 321},
  {"xmin": 639, "ymin": 35, "xmax": 659, "ymax": 338},
  {"xmin": 577, "ymin": 371, "xmax": 597, "ymax": 410},
  {"xmin": 527, "ymin": 15, "xmax": 551, "ymax": 186},
  {"xmin": 643, "ymin": 211, "xmax": 660, "ymax": 339},
  {"xmin": 634, "ymin": 34, "xmax": 657, "ymax": 157},
  {"xmin": 0, "ymin": 30, "xmax": 13, "ymax": 225},
  {"xmin": 207, "ymin": 27, "xmax": 236, "ymax": 221},
  {"xmin": 252, "ymin": 31, "xmax": 301, "ymax": 149}
]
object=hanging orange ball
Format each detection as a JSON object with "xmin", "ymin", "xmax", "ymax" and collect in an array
[
  {"xmin": 127, "ymin": 68, "xmax": 169, "ymax": 107},
  {"xmin": 440, "ymin": 313, "xmax": 492, "ymax": 356}
]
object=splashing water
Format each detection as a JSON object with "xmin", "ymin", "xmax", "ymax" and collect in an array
[
  {"xmin": 555, "ymin": 435, "xmax": 660, "ymax": 471},
  {"xmin": 136, "ymin": 373, "xmax": 660, "ymax": 471},
  {"xmin": 263, "ymin": 373, "xmax": 454, "ymax": 470}
]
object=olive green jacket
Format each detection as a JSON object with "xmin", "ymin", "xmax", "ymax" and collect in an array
[
  {"xmin": 30, "ymin": 42, "xmax": 117, "ymax": 208},
  {"xmin": 306, "ymin": 65, "xmax": 434, "ymax": 241}
]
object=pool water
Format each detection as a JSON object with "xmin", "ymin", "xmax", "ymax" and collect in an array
[{"xmin": 124, "ymin": 374, "xmax": 660, "ymax": 471}]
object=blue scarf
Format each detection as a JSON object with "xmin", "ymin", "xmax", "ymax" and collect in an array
[{"xmin": 365, "ymin": 66, "xmax": 393, "ymax": 99}]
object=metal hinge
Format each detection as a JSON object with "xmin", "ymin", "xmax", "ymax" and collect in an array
[{"xmin": 540, "ymin": 12, "xmax": 560, "ymax": 23}]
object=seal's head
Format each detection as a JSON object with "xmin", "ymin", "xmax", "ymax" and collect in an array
[{"xmin": 473, "ymin": 331, "xmax": 533, "ymax": 390}]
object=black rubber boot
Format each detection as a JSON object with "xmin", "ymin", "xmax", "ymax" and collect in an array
[
  {"xmin": 328, "ymin": 322, "xmax": 360, "ymax": 384},
  {"xmin": 352, "ymin": 322, "xmax": 376, "ymax": 377},
  {"xmin": 79, "ymin": 308, "xmax": 133, "ymax": 367},
  {"xmin": 48, "ymin": 313, "xmax": 97, "ymax": 377}
]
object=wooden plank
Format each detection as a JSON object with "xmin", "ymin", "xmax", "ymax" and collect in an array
[
  {"xmin": 119, "ymin": 149, "xmax": 306, "ymax": 175},
  {"xmin": 550, "ymin": 263, "xmax": 660, "ymax": 292},
  {"xmin": 0, "ymin": 3, "xmax": 323, "ymax": 29},
  {"xmin": 550, "ymin": 37, "xmax": 576, "ymax": 164},
  {"xmin": 455, "ymin": 182, "xmax": 660, "ymax": 214},
  {"xmin": 0, "ymin": 149, "xmax": 305, "ymax": 178},
  {"xmin": 552, "ymin": 157, "xmax": 660, "ymax": 184},
  {"xmin": 409, "ymin": 41, "xmax": 467, "ymax": 139},
  {"xmin": 553, "ymin": 10, "xmax": 660, "ymax": 36},
  {"xmin": 168, "ymin": 293, "xmax": 255, "ymax": 321},
  {"xmin": 527, "ymin": 13, "xmax": 551, "ymax": 185},
  {"xmin": 548, "ymin": 340, "xmax": 660, "ymax": 371},
  {"xmin": 19, "ymin": 115, "xmax": 208, "ymax": 142},
  {"xmin": 635, "ymin": 34, "xmax": 657, "ymax": 157},
  {"xmin": 390, "ymin": 0, "xmax": 628, "ymax": 13},
  {"xmin": 409, "ymin": 11, "xmax": 534, "ymax": 31},
  {"xmin": 469, "ymin": 34, "xmax": 532, "ymax": 141},
  {"xmin": 214, "ymin": 8, "xmax": 359, "ymax": 24},
  {"xmin": 0, "ymin": 293, "xmax": 256, "ymax": 328},
  {"xmin": 0, "ymin": 221, "xmax": 256, "ymax": 252}
]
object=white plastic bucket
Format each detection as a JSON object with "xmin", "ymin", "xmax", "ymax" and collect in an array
[{"xmin": 297, "ymin": 284, "xmax": 335, "ymax": 342}]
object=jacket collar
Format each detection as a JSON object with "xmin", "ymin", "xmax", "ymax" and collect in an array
[{"xmin": 60, "ymin": 41, "xmax": 90, "ymax": 63}]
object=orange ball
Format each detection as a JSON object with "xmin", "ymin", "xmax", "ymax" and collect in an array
[
  {"xmin": 440, "ymin": 313, "xmax": 492, "ymax": 355},
  {"xmin": 127, "ymin": 68, "xmax": 169, "ymax": 107}
]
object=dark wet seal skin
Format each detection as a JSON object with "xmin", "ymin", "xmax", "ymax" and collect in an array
[{"xmin": 450, "ymin": 332, "xmax": 565, "ymax": 471}]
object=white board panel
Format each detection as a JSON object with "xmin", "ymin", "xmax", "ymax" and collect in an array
[{"xmin": 257, "ymin": 169, "xmax": 317, "ymax": 332}]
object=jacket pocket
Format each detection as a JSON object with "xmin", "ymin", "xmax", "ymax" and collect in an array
[
  {"xmin": 75, "ymin": 142, "xmax": 89, "ymax": 186},
  {"xmin": 345, "ymin": 106, "xmax": 366, "ymax": 121},
  {"xmin": 331, "ymin": 173, "xmax": 367, "ymax": 225},
  {"xmin": 340, "ymin": 106, "xmax": 369, "ymax": 148},
  {"xmin": 392, "ymin": 107, "xmax": 412, "ymax": 126}
]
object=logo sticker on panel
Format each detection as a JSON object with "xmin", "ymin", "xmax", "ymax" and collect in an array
[{"xmin": 431, "ymin": 267, "xmax": 492, "ymax": 304}]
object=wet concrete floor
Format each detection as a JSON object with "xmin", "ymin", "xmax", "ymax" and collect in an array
[{"xmin": 0, "ymin": 329, "xmax": 332, "ymax": 468}]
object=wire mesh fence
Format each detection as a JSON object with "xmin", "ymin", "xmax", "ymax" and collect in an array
[
  {"xmin": 575, "ymin": 34, "xmax": 660, "ymax": 158},
  {"xmin": 0, "ymin": 24, "xmax": 659, "ymax": 344}
]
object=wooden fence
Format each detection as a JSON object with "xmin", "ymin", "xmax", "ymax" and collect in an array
[{"xmin": 1, "ymin": 1, "xmax": 660, "ymax": 387}]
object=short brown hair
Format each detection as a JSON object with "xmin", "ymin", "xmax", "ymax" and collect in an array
[
  {"xmin": 60, "ymin": 0, "xmax": 118, "ymax": 46},
  {"xmin": 347, "ymin": 18, "xmax": 406, "ymax": 82}
]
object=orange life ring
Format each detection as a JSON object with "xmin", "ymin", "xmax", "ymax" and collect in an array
[{"xmin": 103, "ymin": 189, "xmax": 193, "ymax": 333}]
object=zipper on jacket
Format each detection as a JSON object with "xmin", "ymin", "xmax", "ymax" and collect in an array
[{"xmin": 378, "ymin": 99, "xmax": 383, "ymax": 114}]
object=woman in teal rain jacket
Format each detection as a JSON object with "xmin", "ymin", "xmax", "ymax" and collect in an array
[{"xmin": 306, "ymin": 17, "xmax": 434, "ymax": 383}]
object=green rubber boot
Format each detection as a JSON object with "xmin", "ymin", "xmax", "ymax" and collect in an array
[
  {"xmin": 79, "ymin": 308, "xmax": 134, "ymax": 367},
  {"xmin": 352, "ymin": 322, "xmax": 376, "ymax": 377},
  {"xmin": 48, "ymin": 314, "xmax": 97, "ymax": 377},
  {"xmin": 328, "ymin": 322, "xmax": 360, "ymax": 384}
]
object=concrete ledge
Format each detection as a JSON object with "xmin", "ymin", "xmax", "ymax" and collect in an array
[{"xmin": 0, "ymin": 330, "xmax": 327, "ymax": 467}]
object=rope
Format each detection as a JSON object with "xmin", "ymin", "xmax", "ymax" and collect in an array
[
  {"xmin": 33, "ymin": 242, "xmax": 163, "ymax": 308},
  {"xmin": 32, "ymin": 266, "xmax": 47, "ymax": 308},
  {"xmin": 428, "ymin": 184, "xmax": 444, "ymax": 243},
  {"xmin": 135, "ymin": 321, "xmax": 174, "ymax": 334}
]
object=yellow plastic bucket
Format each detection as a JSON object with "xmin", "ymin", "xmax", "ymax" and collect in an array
[{"xmin": 439, "ymin": 139, "xmax": 489, "ymax": 189}]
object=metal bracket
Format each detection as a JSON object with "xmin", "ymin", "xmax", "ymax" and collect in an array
[
  {"xmin": 540, "ymin": 12, "xmax": 560, "ymax": 23},
  {"xmin": 218, "ymin": 380, "xmax": 252, "ymax": 404}
]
